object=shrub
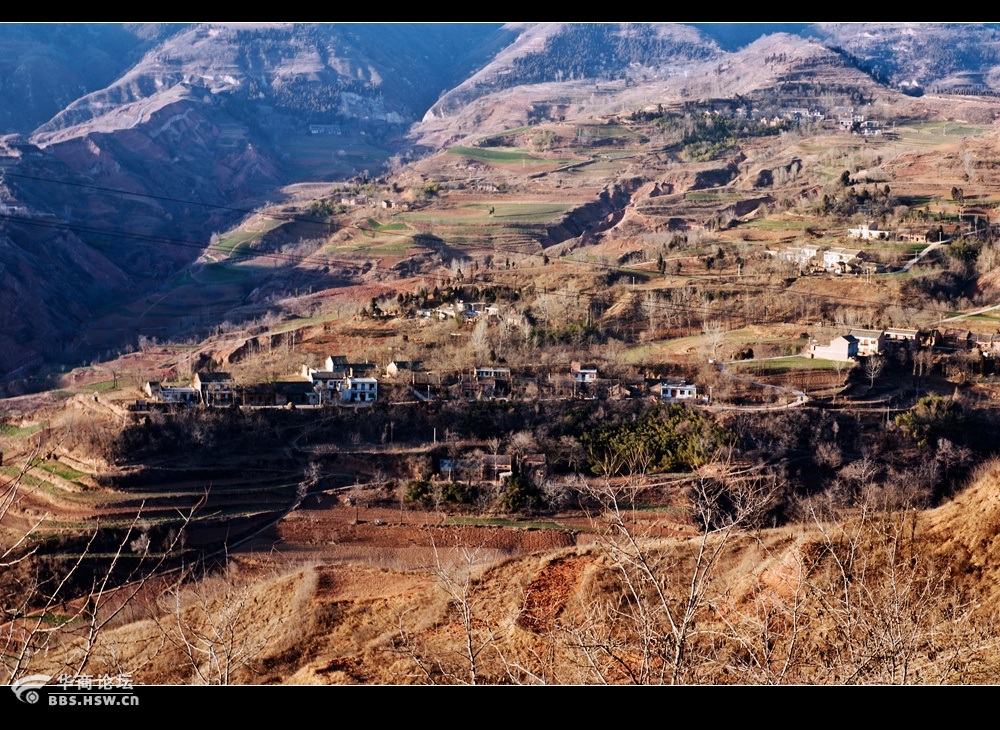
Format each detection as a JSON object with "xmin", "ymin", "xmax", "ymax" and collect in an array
[{"xmin": 404, "ymin": 478, "xmax": 433, "ymax": 503}]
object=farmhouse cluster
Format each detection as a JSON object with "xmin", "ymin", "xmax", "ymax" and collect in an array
[
  {"xmin": 806, "ymin": 325, "xmax": 1000, "ymax": 361},
  {"xmin": 137, "ymin": 356, "xmax": 703, "ymax": 411},
  {"xmin": 140, "ymin": 356, "xmax": 379, "ymax": 410}
]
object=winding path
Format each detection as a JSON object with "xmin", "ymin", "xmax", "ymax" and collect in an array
[{"xmin": 901, "ymin": 238, "xmax": 949, "ymax": 272}]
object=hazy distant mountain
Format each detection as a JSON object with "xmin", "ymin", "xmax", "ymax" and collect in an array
[
  {"xmin": 30, "ymin": 23, "xmax": 510, "ymax": 148},
  {"xmin": 806, "ymin": 22, "xmax": 1000, "ymax": 92},
  {"xmin": 0, "ymin": 23, "xmax": 184, "ymax": 135},
  {"xmin": 424, "ymin": 23, "xmax": 723, "ymax": 123}
]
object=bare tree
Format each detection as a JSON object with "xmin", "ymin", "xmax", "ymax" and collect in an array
[
  {"xmin": 563, "ymin": 455, "xmax": 779, "ymax": 684},
  {"xmin": 1, "ymin": 450, "xmax": 199, "ymax": 684},
  {"xmin": 391, "ymin": 534, "xmax": 514, "ymax": 684},
  {"xmin": 702, "ymin": 319, "xmax": 727, "ymax": 362},
  {"xmin": 864, "ymin": 355, "xmax": 886, "ymax": 389},
  {"xmin": 154, "ymin": 558, "xmax": 283, "ymax": 685},
  {"xmin": 797, "ymin": 494, "xmax": 994, "ymax": 684}
]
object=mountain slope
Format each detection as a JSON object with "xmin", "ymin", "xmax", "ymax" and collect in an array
[
  {"xmin": 0, "ymin": 23, "xmax": 184, "ymax": 136},
  {"xmin": 30, "ymin": 23, "xmax": 509, "ymax": 148}
]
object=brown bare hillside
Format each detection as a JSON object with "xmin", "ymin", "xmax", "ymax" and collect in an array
[
  {"xmin": 923, "ymin": 458, "xmax": 1000, "ymax": 603},
  {"xmin": 22, "ymin": 456, "xmax": 1000, "ymax": 685}
]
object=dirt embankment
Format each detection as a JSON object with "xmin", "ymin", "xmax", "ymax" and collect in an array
[{"xmin": 542, "ymin": 177, "xmax": 645, "ymax": 247}]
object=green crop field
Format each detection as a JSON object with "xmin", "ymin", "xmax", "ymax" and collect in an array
[
  {"xmin": 210, "ymin": 218, "xmax": 285, "ymax": 259},
  {"xmin": 575, "ymin": 123, "xmax": 645, "ymax": 140},
  {"xmin": 192, "ymin": 262, "xmax": 250, "ymax": 286},
  {"xmin": 32, "ymin": 459, "xmax": 89, "ymax": 482},
  {"xmin": 0, "ymin": 421, "xmax": 47, "ymax": 438},
  {"xmin": 364, "ymin": 217, "xmax": 411, "ymax": 232},
  {"xmin": 444, "ymin": 516, "xmax": 581, "ymax": 531},
  {"xmin": 743, "ymin": 218, "xmax": 809, "ymax": 231},
  {"xmin": 448, "ymin": 145, "xmax": 542, "ymax": 163},
  {"xmin": 732, "ymin": 356, "xmax": 844, "ymax": 372},
  {"xmin": 684, "ymin": 191, "xmax": 745, "ymax": 202},
  {"xmin": 403, "ymin": 202, "xmax": 568, "ymax": 225},
  {"xmin": 893, "ymin": 120, "xmax": 993, "ymax": 148}
]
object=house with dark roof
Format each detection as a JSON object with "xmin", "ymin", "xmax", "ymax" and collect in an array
[
  {"xmin": 274, "ymin": 380, "xmax": 320, "ymax": 407},
  {"xmin": 807, "ymin": 334, "xmax": 859, "ymax": 361},
  {"xmin": 848, "ymin": 329, "xmax": 885, "ymax": 357},
  {"xmin": 193, "ymin": 372, "xmax": 235, "ymax": 407},
  {"xmin": 659, "ymin": 379, "xmax": 699, "ymax": 401},
  {"xmin": 938, "ymin": 329, "xmax": 974, "ymax": 351}
]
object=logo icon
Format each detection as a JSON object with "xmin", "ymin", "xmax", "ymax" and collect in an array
[{"xmin": 11, "ymin": 674, "xmax": 51, "ymax": 704}]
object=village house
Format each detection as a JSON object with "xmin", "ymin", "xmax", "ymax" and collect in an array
[
  {"xmin": 824, "ymin": 247, "xmax": 865, "ymax": 272},
  {"xmin": 143, "ymin": 381, "xmax": 201, "ymax": 406},
  {"xmin": 317, "ymin": 355, "xmax": 377, "ymax": 379},
  {"xmin": 239, "ymin": 383, "xmax": 277, "ymax": 408},
  {"xmin": 571, "ymin": 362, "xmax": 599, "ymax": 384},
  {"xmin": 896, "ymin": 229, "xmax": 927, "ymax": 243},
  {"xmin": 777, "ymin": 244, "xmax": 820, "ymax": 266},
  {"xmin": 974, "ymin": 332, "xmax": 1000, "ymax": 358},
  {"xmin": 848, "ymin": 222, "xmax": 890, "ymax": 240},
  {"xmin": 385, "ymin": 360, "xmax": 423, "ymax": 378},
  {"xmin": 481, "ymin": 454, "xmax": 514, "ymax": 484},
  {"xmin": 309, "ymin": 124, "xmax": 341, "ymax": 135},
  {"xmin": 884, "ymin": 327, "xmax": 920, "ymax": 348},
  {"xmin": 434, "ymin": 304, "xmax": 459, "ymax": 320},
  {"xmin": 807, "ymin": 334, "xmax": 859, "ymax": 361},
  {"xmin": 436, "ymin": 453, "xmax": 510, "ymax": 484},
  {"xmin": 459, "ymin": 366, "xmax": 511, "ymax": 401},
  {"xmin": 569, "ymin": 362, "xmax": 599, "ymax": 398},
  {"xmin": 301, "ymin": 367, "xmax": 347, "ymax": 404},
  {"xmin": 346, "ymin": 361, "xmax": 378, "ymax": 378},
  {"xmin": 848, "ymin": 328, "xmax": 886, "ymax": 357},
  {"xmin": 340, "ymin": 376, "xmax": 378, "ymax": 404},
  {"xmin": 474, "ymin": 366, "xmax": 511, "ymax": 380},
  {"xmin": 192, "ymin": 372, "xmax": 235, "ymax": 407},
  {"xmin": 461, "ymin": 376, "xmax": 510, "ymax": 401},
  {"xmin": 273, "ymin": 380, "xmax": 321, "ymax": 407},
  {"xmin": 938, "ymin": 328, "xmax": 974, "ymax": 351},
  {"xmin": 659, "ymin": 379, "xmax": 699, "ymax": 402},
  {"xmin": 324, "ymin": 355, "xmax": 350, "ymax": 373},
  {"xmin": 522, "ymin": 453, "xmax": 547, "ymax": 485},
  {"xmin": 860, "ymin": 120, "xmax": 883, "ymax": 136}
]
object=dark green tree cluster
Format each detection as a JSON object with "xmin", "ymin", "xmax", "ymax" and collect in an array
[
  {"xmin": 582, "ymin": 403, "xmax": 733, "ymax": 476},
  {"xmin": 894, "ymin": 395, "xmax": 971, "ymax": 448}
]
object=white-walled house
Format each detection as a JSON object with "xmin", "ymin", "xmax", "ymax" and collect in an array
[
  {"xmin": 824, "ymin": 247, "xmax": 864, "ymax": 271},
  {"xmin": 807, "ymin": 334, "xmax": 859, "ymax": 361},
  {"xmin": 570, "ymin": 362, "xmax": 598, "ymax": 383},
  {"xmin": 144, "ymin": 382, "xmax": 201, "ymax": 405},
  {"xmin": 302, "ymin": 367, "xmax": 348, "ymax": 404},
  {"xmin": 777, "ymin": 244, "xmax": 820, "ymax": 266},
  {"xmin": 885, "ymin": 327, "xmax": 919, "ymax": 343},
  {"xmin": 848, "ymin": 222, "xmax": 890, "ymax": 240},
  {"xmin": 324, "ymin": 355, "xmax": 349, "ymax": 373},
  {"xmin": 848, "ymin": 328, "xmax": 886, "ymax": 356},
  {"xmin": 474, "ymin": 366, "xmax": 511, "ymax": 380},
  {"xmin": 192, "ymin": 372, "xmax": 235, "ymax": 407},
  {"xmin": 659, "ymin": 379, "xmax": 698, "ymax": 401},
  {"xmin": 340, "ymin": 377, "xmax": 378, "ymax": 404}
]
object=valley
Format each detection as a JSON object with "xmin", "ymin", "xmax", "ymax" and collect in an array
[{"xmin": 7, "ymin": 22, "xmax": 1000, "ymax": 686}]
